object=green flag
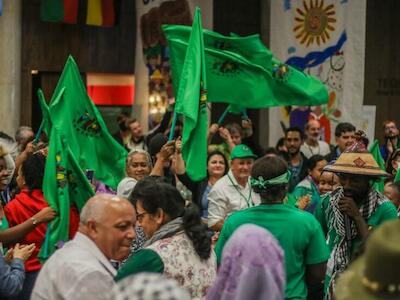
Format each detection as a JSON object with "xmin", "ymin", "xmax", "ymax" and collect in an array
[
  {"xmin": 174, "ymin": 8, "xmax": 208, "ymax": 181},
  {"xmin": 162, "ymin": 25, "xmax": 272, "ymax": 69},
  {"xmin": 39, "ymin": 98, "xmax": 95, "ymax": 261},
  {"xmin": 163, "ymin": 25, "xmax": 328, "ymax": 108},
  {"xmin": 37, "ymin": 89, "xmax": 52, "ymax": 137},
  {"xmin": 369, "ymin": 140, "xmax": 386, "ymax": 192},
  {"xmin": 48, "ymin": 56, "xmax": 127, "ymax": 189}
]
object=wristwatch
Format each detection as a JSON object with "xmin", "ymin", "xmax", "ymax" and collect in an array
[{"xmin": 31, "ymin": 217, "xmax": 39, "ymax": 226}]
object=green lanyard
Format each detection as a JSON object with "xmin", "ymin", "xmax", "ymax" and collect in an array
[{"xmin": 227, "ymin": 174, "xmax": 254, "ymax": 208}]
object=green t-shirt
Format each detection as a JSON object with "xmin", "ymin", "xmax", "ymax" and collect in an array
[
  {"xmin": 115, "ymin": 249, "xmax": 164, "ymax": 281},
  {"xmin": 287, "ymin": 177, "xmax": 321, "ymax": 214},
  {"xmin": 215, "ymin": 204, "xmax": 330, "ymax": 300}
]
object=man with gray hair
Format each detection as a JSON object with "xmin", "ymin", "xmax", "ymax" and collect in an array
[
  {"xmin": 15, "ymin": 126, "xmax": 34, "ymax": 153},
  {"xmin": 31, "ymin": 194, "xmax": 136, "ymax": 300}
]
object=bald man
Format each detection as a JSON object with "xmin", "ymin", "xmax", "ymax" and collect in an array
[
  {"xmin": 300, "ymin": 119, "xmax": 331, "ymax": 158},
  {"xmin": 31, "ymin": 194, "xmax": 136, "ymax": 300}
]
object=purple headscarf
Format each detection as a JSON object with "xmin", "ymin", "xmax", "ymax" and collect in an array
[{"xmin": 206, "ymin": 224, "xmax": 285, "ymax": 300}]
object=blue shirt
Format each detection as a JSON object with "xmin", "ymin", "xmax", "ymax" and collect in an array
[
  {"xmin": 0, "ymin": 254, "xmax": 25, "ymax": 298},
  {"xmin": 201, "ymin": 185, "xmax": 211, "ymax": 218}
]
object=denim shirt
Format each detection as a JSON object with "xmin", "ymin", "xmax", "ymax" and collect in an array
[{"xmin": 0, "ymin": 254, "xmax": 25, "ymax": 298}]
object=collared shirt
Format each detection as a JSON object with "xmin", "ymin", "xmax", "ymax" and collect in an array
[
  {"xmin": 207, "ymin": 170, "xmax": 260, "ymax": 227},
  {"xmin": 31, "ymin": 232, "xmax": 117, "ymax": 300}
]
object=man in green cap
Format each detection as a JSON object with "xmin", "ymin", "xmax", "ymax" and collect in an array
[{"xmin": 207, "ymin": 144, "xmax": 260, "ymax": 231}]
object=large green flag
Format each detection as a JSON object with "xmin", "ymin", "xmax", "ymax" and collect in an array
[
  {"xmin": 163, "ymin": 25, "xmax": 328, "ymax": 108},
  {"xmin": 174, "ymin": 8, "xmax": 208, "ymax": 181},
  {"xmin": 162, "ymin": 25, "xmax": 272, "ymax": 69},
  {"xmin": 48, "ymin": 56, "xmax": 127, "ymax": 189},
  {"xmin": 39, "ymin": 92, "xmax": 95, "ymax": 261},
  {"xmin": 369, "ymin": 140, "xmax": 386, "ymax": 192}
]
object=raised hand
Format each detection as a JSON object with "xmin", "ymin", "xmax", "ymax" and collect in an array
[{"xmin": 12, "ymin": 243, "xmax": 36, "ymax": 261}]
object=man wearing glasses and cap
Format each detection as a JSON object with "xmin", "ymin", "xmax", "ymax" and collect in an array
[
  {"xmin": 207, "ymin": 144, "xmax": 260, "ymax": 231},
  {"xmin": 315, "ymin": 132, "xmax": 398, "ymax": 299}
]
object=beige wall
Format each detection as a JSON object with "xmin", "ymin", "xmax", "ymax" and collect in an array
[{"xmin": 0, "ymin": 0, "xmax": 21, "ymax": 137}]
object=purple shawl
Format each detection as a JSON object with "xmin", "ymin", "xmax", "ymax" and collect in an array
[{"xmin": 206, "ymin": 224, "xmax": 285, "ymax": 300}]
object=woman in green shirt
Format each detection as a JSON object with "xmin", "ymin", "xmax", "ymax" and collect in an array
[
  {"xmin": 116, "ymin": 177, "xmax": 217, "ymax": 299},
  {"xmin": 288, "ymin": 155, "xmax": 327, "ymax": 213}
]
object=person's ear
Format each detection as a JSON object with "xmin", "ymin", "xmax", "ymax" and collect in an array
[
  {"xmin": 86, "ymin": 220, "xmax": 99, "ymax": 237},
  {"xmin": 155, "ymin": 208, "xmax": 166, "ymax": 225}
]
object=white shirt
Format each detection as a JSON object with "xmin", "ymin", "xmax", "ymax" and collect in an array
[
  {"xmin": 117, "ymin": 177, "xmax": 138, "ymax": 199},
  {"xmin": 31, "ymin": 233, "xmax": 117, "ymax": 300},
  {"xmin": 207, "ymin": 170, "xmax": 260, "ymax": 227},
  {"xmin": 300, "ymin": 140, "xmax": 331, "ymax": 158}
]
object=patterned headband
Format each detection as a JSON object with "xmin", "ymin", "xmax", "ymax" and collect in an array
[{"xmin": 250, "ymin": 171, "xmax": 291, "ymax": 189}]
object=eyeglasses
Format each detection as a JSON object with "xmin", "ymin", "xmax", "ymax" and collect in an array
[{"xmin": 136, "ymin": 212, "xmax": 149, "ymax": 222}]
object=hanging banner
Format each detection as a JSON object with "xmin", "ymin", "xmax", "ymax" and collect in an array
[
  {"xmin": 134, "ymin": 0, "xmax": 213, "ymax": 130},
  {"xmin": 269, "ymin": 0, "xmax": 366, "ymax": 145}
]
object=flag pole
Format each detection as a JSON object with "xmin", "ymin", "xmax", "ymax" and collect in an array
[
  {"xmin": 34, "ymin": 122, "xmax": 44, "ymax": 144},
  {"xmin": 242, "ymin": 108, "xmax": 249, "ymax": 120},
  {"xmin": 217, "ymin": 105, "xmax": 231, "ymax": 125},
  {"xmin": 168, "ymin": 110, "xmax": 178, "ymax": 141},
  {"xmin": 34, "ymin": 89, "xmax": 48, "ymax": 144}
]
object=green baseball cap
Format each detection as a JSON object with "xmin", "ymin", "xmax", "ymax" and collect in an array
[{"xmin": 230, "ymin": 144, "xmax": 257, "ymax": 160}]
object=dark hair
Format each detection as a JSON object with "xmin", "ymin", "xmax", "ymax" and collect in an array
[
  {"xmin": 275, "ymin": 137, "xmax": 285, "ymax": 150},
  {"xmin": 148, "ymin": 133, "xmax": 168, "ymax": 158},
  {"xmin": 117, "ymin": 113, "xmax": 130, "ymax": 131},
  {"xmin": 391, "ymin": 181, "xmax": 400, "ymax": 194},
  {"xmin": 0, "ymin": 132, "xmax": 15, "ymax": 143},
  {"xmin": 251, "ymin": 156, "xmax": 288, "ymax": 203},
  {"xmin": 207, "ymin": 151, "xmax": 228, "ymax": 177},
  {"xmin": 226, "ymin": 123, "xmax": 244, "ymax": 138},
  {"xmin": 131, "ymin": 177, "xmax": 211, "ymax": 259},
  {"xmin": 128, "ymin": 118, "xmax": 138, "ymax": 125},
  {"xmin": 285, "ymin": 126, "xmax": 304, "ymax": 140},
  {"xmin": 335, "ymin": 122, "xmax": 356, "ymax": 137},
  {"xmin": 307, "ymin": 155, "xmax": 326, "ymax": 172},
  {"xmin": 384, "ymin": 177, "xmax": 394, "ymax": 185},
  {"xmin": 264, "ymin": 147, "xmax": 280, "ymax": 156},
  {"xmin": 21, "ymin": 153, "xmax": 46, "ymax": 191},
  {"xmin": 386, "ymin": 149, "xmax": 400, "ymax": 175}
]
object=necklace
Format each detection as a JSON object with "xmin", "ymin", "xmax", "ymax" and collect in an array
[
  {"xmin": 306, "ymin": 141, "xmax": 320, "ymax": 156},
  {"xmin": 227, "ymin": 174, "xmax": 254, "ymax": 208}
]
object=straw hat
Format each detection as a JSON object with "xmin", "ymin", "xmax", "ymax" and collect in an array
[
  {"xmin": 335, "ymin": 220, "xmax": 400, "ymax": 300},
  {"xmin": 324, "ymin": 131, "xmax": 389, "ymax": 177}
]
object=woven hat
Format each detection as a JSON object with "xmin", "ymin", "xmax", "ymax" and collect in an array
[
  {"xmin": 335, "ymin": 220, "xmax": 400, "ymax": 300},
  {"xmin": 324, "ymin": 131, "xmax": 389, "ymax": 177}
]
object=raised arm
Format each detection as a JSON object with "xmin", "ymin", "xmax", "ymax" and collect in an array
[{"xmin": 1, "ymin": 207, "xmax": 55, "ymax": 245}]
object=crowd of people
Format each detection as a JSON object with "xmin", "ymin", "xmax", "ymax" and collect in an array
[{"xmin": 0, "ymin": 115, "xmax": 400, "ymax": 300}]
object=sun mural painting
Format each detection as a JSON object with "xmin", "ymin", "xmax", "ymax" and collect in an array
[{"xmin": 293, "ymin": 0, "xmax": 336, "ymax": 46}]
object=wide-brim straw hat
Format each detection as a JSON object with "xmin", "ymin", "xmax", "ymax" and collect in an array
[
  {"xmin": 324, "ymin": 152, "xmax": 389, "ymax": 177},
  {"xmin": 335, "ymin": 220, "xmax": 400, "ymax": 300}
]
